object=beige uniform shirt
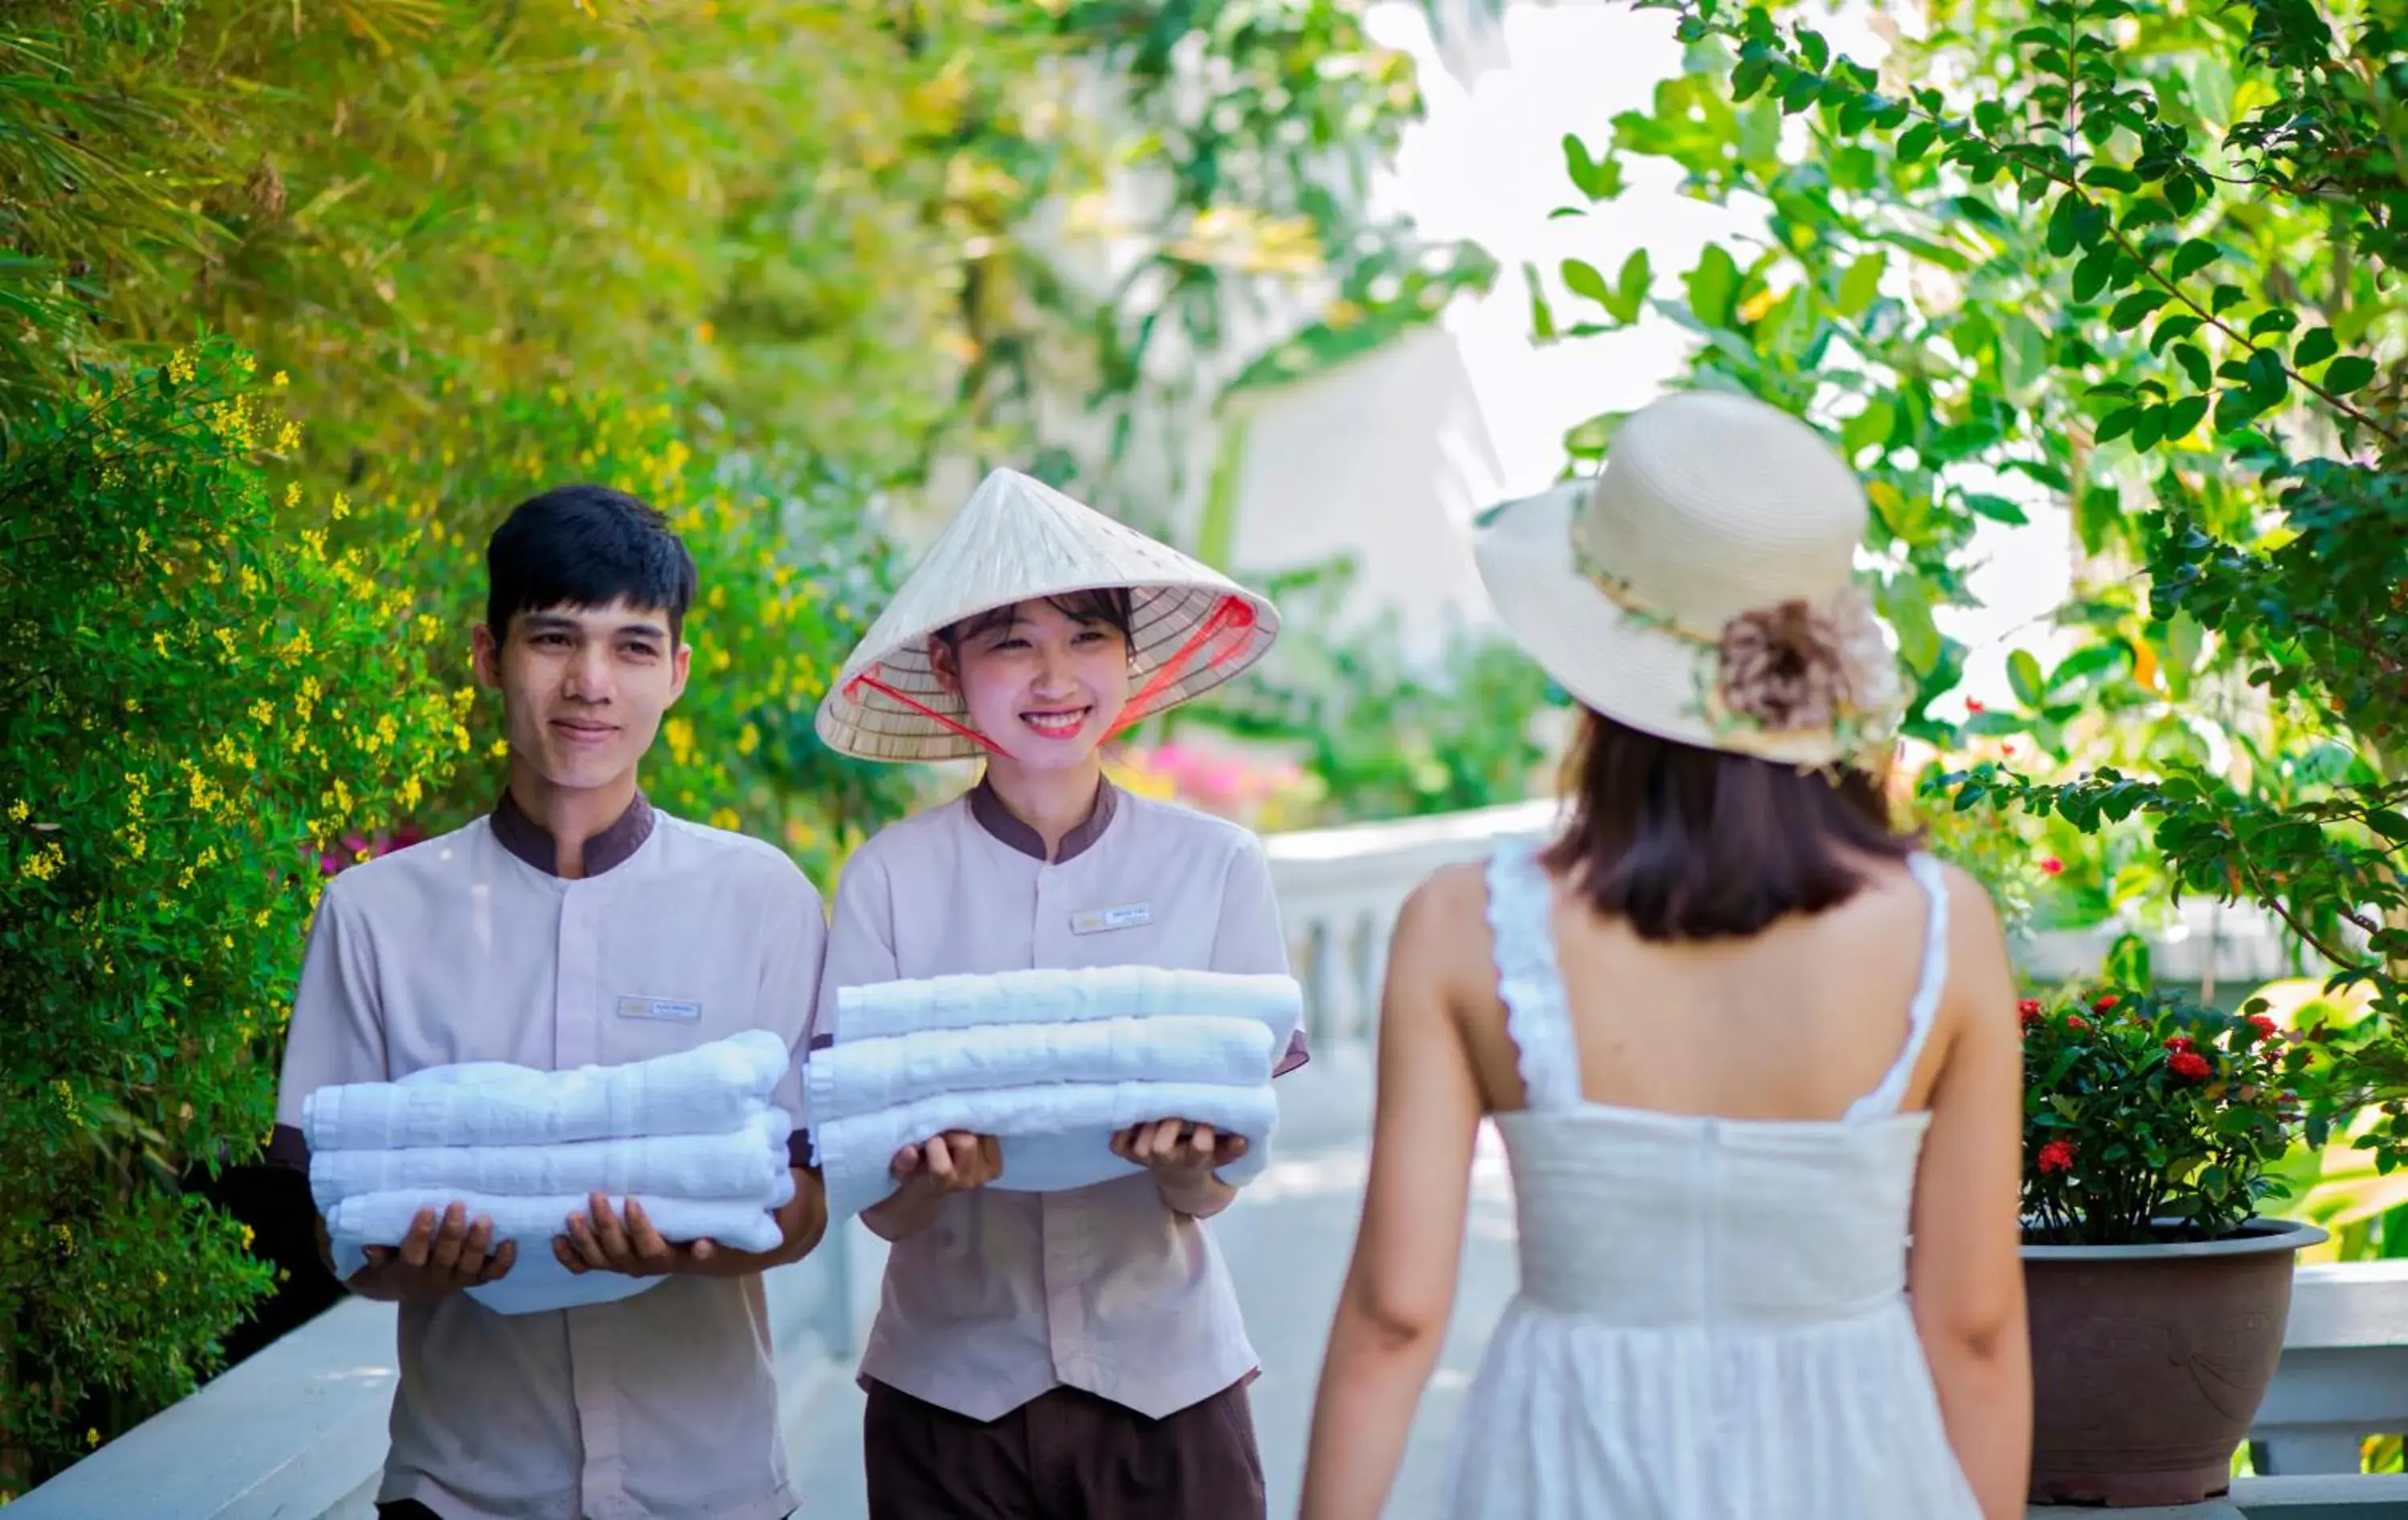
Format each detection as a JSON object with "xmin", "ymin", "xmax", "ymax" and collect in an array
[
  {"xmin": 815, "ymin": 780, "xmax": 1304, "ymax": 1422},
  {"xmin": 271, "ymin": 794, "xmax": 823, "ymax": 1520}
]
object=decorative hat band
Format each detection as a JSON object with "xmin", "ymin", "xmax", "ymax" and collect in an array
[{"xmin": 1570, "ymin": 530, "xmax": 1902, "ymax": 745}]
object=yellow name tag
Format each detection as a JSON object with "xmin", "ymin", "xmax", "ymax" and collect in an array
[
  {"xmin": 1071, "ymin": 903, "xmax": 1152, "ymax": 936},
  {"xmin": 616, "ymin": 995, "xmax": 702, "ymax": 1022}
]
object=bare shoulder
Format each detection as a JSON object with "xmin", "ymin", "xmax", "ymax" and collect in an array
[
  {"xmin": 1397, "ymin": 859, "xmax": 1490, "ymax": 933},
  {"xmin": 1930, "ymin": 859, "xmax": 2010, "ymax": 966},
  {"xmin": 1389, "ymin": 860, "xmax": 1497, "ymax": 993}
]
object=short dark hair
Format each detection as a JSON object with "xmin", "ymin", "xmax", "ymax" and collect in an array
[
  {"xmin": 1541, "ymin": 709, "xmax": 1917, "ymax": 942},
  {"xmin": 937, "ymin": 588, "xmax": 1136, "ymax": 649},
  {"xmin": 484, "ymin": 485, "xmax": 698, "ymax": 642}
]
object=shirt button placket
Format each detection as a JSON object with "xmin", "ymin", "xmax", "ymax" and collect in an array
[{"xmin": 1029, "ymin": 864, "xmax": 1100, "ymax": 1393}]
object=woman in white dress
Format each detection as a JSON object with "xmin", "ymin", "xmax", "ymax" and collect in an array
[{"xmin": 1299, "ymin": 391, "xmax": 2030, "ymax": 1520}]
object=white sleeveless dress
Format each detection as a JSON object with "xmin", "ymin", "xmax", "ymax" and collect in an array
[{"xmin": 1441, "ymin": 843, "xmax": 1983, "ymax": 1520}]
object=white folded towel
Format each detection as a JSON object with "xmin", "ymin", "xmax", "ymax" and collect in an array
[
  {"xmin": 309, "ymin": 1105, "xmax": 793, "ymax": 1211},
  {"xmin": 325, "ymin": 1186, "xmax": 789, "ymax": 1284},
  {"xmin": 814, "ymin": 1079, "xmax": 1281, "ymax": 1222},
  {"xmin": 833, "ymin": 968, "xmax": 1302, "ymax": 1047},
  {"xmin": 303, "ymin": 1029, "xmax": 789, "ymax": 1152},
  {"xmin": 805, "ymin": 1015, "xmax": 1272, "ymax": 1127}
]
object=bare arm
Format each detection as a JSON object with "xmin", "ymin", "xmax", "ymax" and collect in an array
[
  {"xmin": 1300, "ymin": 872, "xmax": 1485, "ymax": 1520},
  {"xmin": 1907, "ymin": 869, "xmax": 2032, "ymax": 1520}
]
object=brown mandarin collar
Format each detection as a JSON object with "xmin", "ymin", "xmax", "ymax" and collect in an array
[
  {"xmin": 968, "ymin": 774, "xmax": 1119, "ymax": 864},
  {"xmin": 491, "ymin": 787, "xmax": 657, "ymax": 878}
]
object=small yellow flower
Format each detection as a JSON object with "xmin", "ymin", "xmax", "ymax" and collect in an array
[
  {"xmin": 250, "ymin": 698, "xmax": 275, "ymax": 725},
  {"xmin": 272, "ymin": 370, "xmax": 290, "ymax": 388},
  {"xmin": 241, "ymin": 1225, "xmax": 256, "ymax": 1250},
  {"xmin": 6, "ymin": 799, "xmax": 26, "ymax": 823},
  {"xmin": 86, "ymin": 1429, "xmax": 100, "ymax": 1449},
  {"xmin": 284, "ymin": 482, "xmax": 301, "ymax": 508},
  {"xmin": 331, "ymin": 492, "xmax": 350, "ymax": 521}
]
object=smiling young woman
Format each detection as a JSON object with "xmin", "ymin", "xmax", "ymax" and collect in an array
[{"xmin": 807, "ymin": 469, "xmax": 1303, "ymax": 1520}]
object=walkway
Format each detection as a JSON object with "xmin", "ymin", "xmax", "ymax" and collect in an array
[{"xmin": 786, "ymin": 1050, "xmax": 1521, "ymax": 1517}]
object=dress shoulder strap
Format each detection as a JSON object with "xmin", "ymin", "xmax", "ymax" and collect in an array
[
  {"xmin": 1484, "ymin": 841, "xmax": 1584, "ymax": 1112},
  {"xmin": 1845, "ymin": 851, "xmax": 1953, "ymax": 1124}
]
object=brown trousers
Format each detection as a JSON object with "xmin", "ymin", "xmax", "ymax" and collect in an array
[{"xmin": 863, "ymin": 1380, "xmax": 1266, "ymax": 1520}]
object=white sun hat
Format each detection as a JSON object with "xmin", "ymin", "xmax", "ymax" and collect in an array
[
  {"xmin": 816, "ymin": 468, "xmax": 1281, "ymax": 763},
  {"xmin": 1472, "ymin": 388, "xmax": 1905, "ymax": 767}
]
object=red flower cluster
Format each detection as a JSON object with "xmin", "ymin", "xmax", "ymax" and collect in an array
[
  {"xmin": 2023, "ymin": 986, "xmax": 2306, "ymax": 1244},
  {"xmin": 2040, "ymin": 856, "xmax": 2065, "ymax": 876}
]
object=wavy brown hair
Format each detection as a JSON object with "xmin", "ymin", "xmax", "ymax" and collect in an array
[{"xmin": 1540, "ymin": 709, "xmax": 1917, "ymax": 942}]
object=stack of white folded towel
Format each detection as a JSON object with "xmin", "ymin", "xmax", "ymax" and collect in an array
[
  {"xmin": 304, "ymin": 1030, "xmax": 795, "ymax": 1315},
  {"xmin": 807, "ymin": 967, "xmax": 1303, "ymax": 1221}
]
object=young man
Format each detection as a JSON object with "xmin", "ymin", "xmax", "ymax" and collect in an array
[{"xmin": 267, "ymin": 484, "xmax": 828, "ymax": 1520}]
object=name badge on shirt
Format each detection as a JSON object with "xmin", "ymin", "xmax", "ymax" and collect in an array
[
  {"xmin": 1071, "ymin": 902, "xmax": 1153, "ymax": 936},
  {"xmin": 616, "ymin": 995, "xmax": 702, "ymax": 1023}
]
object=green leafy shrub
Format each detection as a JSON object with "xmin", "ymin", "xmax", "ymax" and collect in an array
[
  {"xmin": 2022, "ymin": 986, "xmax": 2312, "ymax": 1245},
  {"xmin": 0, "ymin": 339, "xmax": 471, "ymax": 1492}
]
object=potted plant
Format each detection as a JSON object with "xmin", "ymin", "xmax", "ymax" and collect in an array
[{"xmin": 2020, "ymin": 986, "xmax": 2329, "ymax": 1506}]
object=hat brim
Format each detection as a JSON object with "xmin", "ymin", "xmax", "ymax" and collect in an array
[{"xmin": 1473, "ymin": 480, "xmax": 1845, "ymax": 766}]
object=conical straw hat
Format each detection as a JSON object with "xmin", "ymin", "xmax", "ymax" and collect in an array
[{"xmin": 816, "ymin": 469, "xmax": 1281, "ymax": 763}]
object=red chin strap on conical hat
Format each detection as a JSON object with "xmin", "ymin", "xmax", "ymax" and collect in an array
[
  {"xmin": 1105, "ymin": 594, "xmax": 1258, "ymax": 740},
  {"xmin": 840, "ymin": 669, "xmax": 1009, "ymax": 756}
]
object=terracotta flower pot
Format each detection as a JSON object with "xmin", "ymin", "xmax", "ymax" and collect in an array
[{"xmin": 2023, "ymin": 1216, "xmax": 2327, "ymax": 1507}]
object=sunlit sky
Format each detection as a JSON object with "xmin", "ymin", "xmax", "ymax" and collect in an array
[{"xmin": 1355, "ymin": 0, "xmax": 2076, "ymax": 713}]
